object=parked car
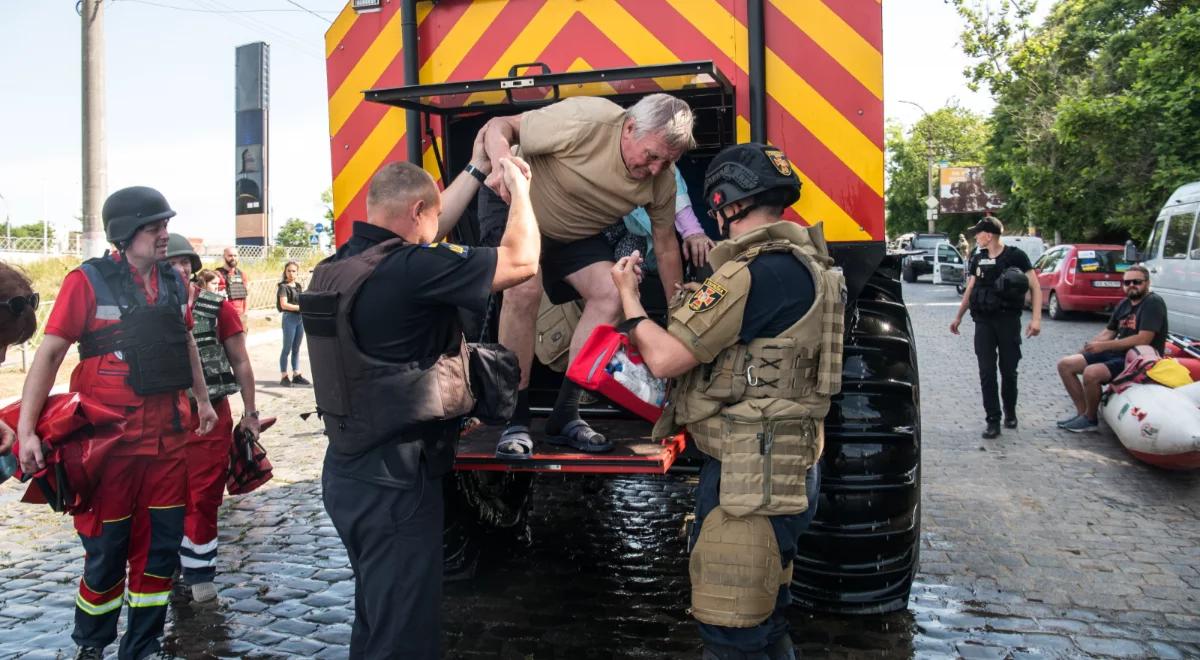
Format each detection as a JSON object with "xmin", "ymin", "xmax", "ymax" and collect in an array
[
  {"xmin": 1130, "ymin": 181, "xmax": 1200, "ymax": 338},
  {"xmin": 899, "ymin": 232, "xmax": 950, "ymax": 282},
  {"xmin": 1033, "ymin": 244, "xmax": 1129, "ymax": 319}
]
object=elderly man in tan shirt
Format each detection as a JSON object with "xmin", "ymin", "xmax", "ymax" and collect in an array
[{"xmin": 480, "ymin": 93, "xmax": 695, "ymax": 458}]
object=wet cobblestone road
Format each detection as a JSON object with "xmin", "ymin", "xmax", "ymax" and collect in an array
[{"xmin": 2, "ymin": 282, "xmax": 1200, "ymax": 659}]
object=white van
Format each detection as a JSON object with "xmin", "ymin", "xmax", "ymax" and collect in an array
[{"xmin": 1131, "ymin": 181, "xmax": 1200, "ymax": 339}]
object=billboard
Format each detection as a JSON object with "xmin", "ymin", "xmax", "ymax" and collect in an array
[
  {"xmin": 939, "ymin": 166, "xmax": 1003, "ymax": 214},
  {"xmin": 235, "ymin": 42, "xmax": 269, "ymax": 245}
]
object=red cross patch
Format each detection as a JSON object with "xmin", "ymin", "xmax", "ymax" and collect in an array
[{"xmin": 688, "ymin": 279, "xmax": 728, "ymax": 312}]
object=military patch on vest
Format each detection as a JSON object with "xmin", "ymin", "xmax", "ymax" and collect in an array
[
  {"xmin": 422, "ymin": 242, "xmax": 470, "ymax": 258},
  {"xmin": 688, "ymin": 279, "xmax": 728, "ymax": 312},
  {"xmin": 765, "ymin": 149, "xmax": 792, "ymax": 176}
]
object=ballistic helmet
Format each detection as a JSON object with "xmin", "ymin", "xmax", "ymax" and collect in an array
[
  {"xmin": 102, "ymin": 186, "xmax": 176, "ymax": 245},
  {"xmin": 703, "ymin": 143, "xmax": 801, "ymax": 214},
  {"xmin": 165, "ymin": 233, "xmax": 202, "ymax": 273}
]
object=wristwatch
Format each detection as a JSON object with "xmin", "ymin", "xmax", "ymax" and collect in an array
[{"xmin": 464, "ymin": 163, "xmax": 487, "ymax": 184}]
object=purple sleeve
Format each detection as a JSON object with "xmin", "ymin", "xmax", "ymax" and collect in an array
[{"xmin": 674, "ymin": 205, "xmax": 705, "ymax": 238}]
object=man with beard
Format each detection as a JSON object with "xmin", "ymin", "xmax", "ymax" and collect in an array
[
  {"xmin": 1054, "ymin": 264, "xmax": 1168, "ymax": 432},
  {"xmin": 216, "ymin": 247, "xmax": 249, "ymax": 323}
]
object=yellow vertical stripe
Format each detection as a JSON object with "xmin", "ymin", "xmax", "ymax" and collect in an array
[
  {"xmin": 324, "ymin": 4, "xmax": 359, "ymax": 58},
  {"xmin": 421, "ymin": 1, "xmax": 510, "ymax": 83},
  {"xmin": 577, "ymin": 1, "xmax": 677, "ymax": 64},
  {"xmin": 766, "ymin": 51, "xmax": 882, "ymax": 196},
  {"xmin": 328, "ymin": 11, "xmax": 402, "ymax": 136},
  {"xmin": 333, "ymin": 108, "xmax": 407, "ymax": 211},
  {"xmin": 769, "ymin": 0, "xmax": 882, "ymax": 99},
  {"xmin": 481, "ymin": 3, "xmax": 576, "ymax": 78}
]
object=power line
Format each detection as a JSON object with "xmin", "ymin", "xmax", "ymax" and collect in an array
[
  {"xmin": 193, "ymin": 0, "xmax": 322, "ymax": 60},
  {"xmin": 115, "ymin": 0, "xmax": 336, "ymax": 15},
  {"xmin": 281, "ymin": 0, "xmax": 332, "ymax": 24}
]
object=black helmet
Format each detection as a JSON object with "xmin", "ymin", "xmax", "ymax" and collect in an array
[
  {"xmin": 102, "ymin": 186, "xmax": 176, "ymax": 245},
  {"xmin": 703, "ymin": 143, "xmax": 801, "ymax": 215},
  {"xmin": 165, "ymin": 233, "xmax": 202, "ymax": 273}
]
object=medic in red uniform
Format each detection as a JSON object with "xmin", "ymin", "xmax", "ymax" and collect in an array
[
  {"xmin": 16, "ymin": 187, "xmax": 217, "ymax": 660},
  {"xmin": 163, "ymin": 234, "xmax": 260, "ymax": 604}
]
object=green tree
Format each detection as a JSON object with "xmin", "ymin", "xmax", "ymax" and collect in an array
[
  {"xmin": 951, "ymin": 0, "xmax": 1200, "ymax": 242},
  {"xmin": 275, "ymin": 218, "xmax": 313, "ymax": 247},
  {"xmin": 886, "ymin": 105, "xmax": 992, "ymax": 237},
  {"xmin": 320, "ymin": 187, "xmax": 335, "ymax": 234},
  {"xmin": 10, "ymin": 221, "xmax": 55, "ymax": 242}
]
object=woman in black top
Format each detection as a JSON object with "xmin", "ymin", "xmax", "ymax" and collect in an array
[{"xmin": 276, "ymin": 261, "xmax": 308, "ymax": 387}]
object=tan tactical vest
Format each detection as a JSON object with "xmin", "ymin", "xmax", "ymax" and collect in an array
[{"xmin": 657, "ymin": 221, "xmax": 846, "ymax": 517}]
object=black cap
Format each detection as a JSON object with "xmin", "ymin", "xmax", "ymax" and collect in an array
[{"xmin": 969, "ymin": 218, "xmax": 1003, "ymax": 235}]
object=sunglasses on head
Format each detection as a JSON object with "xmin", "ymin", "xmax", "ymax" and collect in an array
[
  {"xmin": 1122, "ymin": 279, "xmax": 1145, "ymax": 286},
  {"xmin": 0, "ymin": 293, "xmax": 39, "ymax": 315}
]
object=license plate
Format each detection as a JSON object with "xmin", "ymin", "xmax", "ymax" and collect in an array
[{"xmin": 1094, "ymin": 280, "xmax": 1120, "ymax": 288}]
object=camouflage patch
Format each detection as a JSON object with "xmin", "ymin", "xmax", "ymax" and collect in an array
[
  {"xmin": 688, "ymin": 279, "xmax": 728, "ymax": 312},
  {"xmin": 765, "ymin": 149, "xmax": 792, "ymax": 176}
]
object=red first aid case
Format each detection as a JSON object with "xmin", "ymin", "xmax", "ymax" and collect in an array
[{"xmin": 566, "ymin": 323, "xmax": 666, "ymax": 423}]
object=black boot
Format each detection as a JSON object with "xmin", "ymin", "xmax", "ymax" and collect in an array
[
  {"xmin": 766, "ymin": 635, "xmax": 799, "ymax": 660},
  {"xmin": 1003, "ymin": 415, "xmax": 1018, "ymax": 429},
  {"xmin": 982, "ymin": 420, "xmax": 1001, "ymax": 439}
]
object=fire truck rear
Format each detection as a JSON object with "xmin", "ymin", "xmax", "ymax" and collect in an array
[{"xmin": 325, "ymin": 0, "xmax": 920, "ymax": 614}]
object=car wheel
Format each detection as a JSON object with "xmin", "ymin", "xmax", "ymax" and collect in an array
[{"xmin": 1048, "ymin": 291, "xmax": 1067, "ymax": 320}]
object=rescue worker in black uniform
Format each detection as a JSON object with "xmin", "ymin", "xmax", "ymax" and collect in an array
[
  {"xmin": 950, "ymin": 217, "xmax": 1042, "ymax": 438},
  {"xmin": 612, "ymin": 143, "xmax": 845, "ymax": 660},
  {"xmin": 301, "ymin": 142, "xmax": 539, "ymax": 659}
]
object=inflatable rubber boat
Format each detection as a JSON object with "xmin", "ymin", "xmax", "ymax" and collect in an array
[{"xmin": 1101, "ymin": 383, "xmax": 1200, "ymax": 470}]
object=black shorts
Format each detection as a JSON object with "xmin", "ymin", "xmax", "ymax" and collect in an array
[
  {"xmin": 477, "ymin": 187, "xmax": 616, "ymax": 305},
  {"xmin": 1084, "ymin": 350, "xmax": 1125, "ymax": 379}
]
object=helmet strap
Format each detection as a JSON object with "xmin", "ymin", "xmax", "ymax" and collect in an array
[{"xmin": 718, "ymin": 203, "xmax": 759, "ymax": 239}]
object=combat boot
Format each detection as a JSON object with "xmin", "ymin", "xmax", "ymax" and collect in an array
[
  {"xmin": 982, "ymin": 420, "xmax": 1001, "ymax": 439},
  {"xmin": 75, "ymin": 648, "xmax": 103, "ymax": 660}
]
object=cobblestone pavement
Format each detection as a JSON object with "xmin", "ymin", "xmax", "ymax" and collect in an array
[{"xmin": 2, "ymin": 285, "xmax": 1199, "ymax": 659}]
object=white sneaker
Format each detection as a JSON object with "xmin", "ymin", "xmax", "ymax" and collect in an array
[{"xmin": 191, "ymin": 582, "xmax": 218, "ymax": 603}]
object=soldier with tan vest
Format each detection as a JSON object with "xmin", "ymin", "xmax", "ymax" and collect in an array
[{"xmin": 611, "ymin": 143, "xmax": 845, "ymax": 660}]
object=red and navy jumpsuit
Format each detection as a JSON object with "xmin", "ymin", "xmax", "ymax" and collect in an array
[
  {"xmin": 180, "ymin": 289, "xmax": 244, "ymax": 584},
  {"xmin": 43, "ymin": 254, "xmax": 192, "ymax": 659}
]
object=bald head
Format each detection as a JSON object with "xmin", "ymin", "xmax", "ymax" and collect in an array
[
  {"xmin": 367, "ymin": 162, "xmax": 439, "ymax": 224},
  {"xmin": 223, "ymin": 246, "xmax": 238, "ymax": 268}
]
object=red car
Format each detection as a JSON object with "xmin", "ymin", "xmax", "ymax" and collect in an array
[{"xmin": 1033, "ymin": 244, "xmax": 1130, "ymax": 319}]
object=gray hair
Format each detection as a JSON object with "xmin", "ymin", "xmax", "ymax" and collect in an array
[
  {"xmin": 625, "ymin": 94, "xmax": 696, "ymax": 153},
  {"xmin": 367, "ymin": 162, "xmax": 437, "ymax": 216}
]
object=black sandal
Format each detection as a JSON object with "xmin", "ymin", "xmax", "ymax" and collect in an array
[
  {"xmin": 495, "ymin": 425, "xmax": 534, "ymax": 459},
  {"xmin": 546, "ymin": 419, "xmax": 613, "ymax": 453}
]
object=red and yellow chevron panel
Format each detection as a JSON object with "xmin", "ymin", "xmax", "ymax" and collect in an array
[{"xmin": 325, "ymin": 0, "xmax": 883, "ymax": 246}]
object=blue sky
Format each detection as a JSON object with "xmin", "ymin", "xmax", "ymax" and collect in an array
[{"xmin": 0, "ymin": 0, "xmax": 1045, "ymax": 244}]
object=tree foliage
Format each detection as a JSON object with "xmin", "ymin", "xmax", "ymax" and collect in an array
[
  {"xmin": 886, "ymin": 105, "xmax": 991, "ymax": 238},
  {"xmin": 951, "ymin": 0, "xmax": 1200, "ymax": 242},
  {"xmin": 275, "ymin": 218, "xmax": 313, "ymax": 247},
  {"xmin": 7, "ymin": 221, "xmax": 55, "ymax": 242}
]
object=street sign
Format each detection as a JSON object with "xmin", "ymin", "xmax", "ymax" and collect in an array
[
  {"xmin": 314, "ymin": 222, "xmax": 325, "ymax": 234},
  {"xmin": 925, "ymin": 195, "xmax": 939, "ymax": 210},
  {"xmin": 926, "ymin": 209, "xmax": 938, "ymax": 221},
  {"xmin": 309, "ymin": 234, "xmax": 319, "ymax": 245}
]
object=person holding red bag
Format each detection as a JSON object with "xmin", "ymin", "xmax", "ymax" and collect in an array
[
  {"xmin": 16, "ymin": 187, "xmax": 216, "ymax": 660},
  {"xmin": 164, "ymin": 233, "xmax": 261, "ymax": 604}
]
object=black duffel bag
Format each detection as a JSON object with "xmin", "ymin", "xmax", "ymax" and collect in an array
[{"xmin": 466, "ymin": 343, "xmax": 520, "ymax": 425}]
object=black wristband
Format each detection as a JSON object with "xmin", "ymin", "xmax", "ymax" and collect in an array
[
  {"xmin": 464, "ymin": 163, "xmax": 487, "ymax": 184},
  {"xmin": 616, "ymin": 316, "xmax": 650, "ymax": 334}
]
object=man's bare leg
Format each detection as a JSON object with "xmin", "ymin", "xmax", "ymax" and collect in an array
[
  {"xmin": 1082, "ymin": 364, "xmax": 1112, "ymax": 420},
  {"xmin": 1057, "ymin": 354, "xmax": 1088, "ymax": 415},
  {"xmin": 543, "ymin": 261, "xmax": 621, "ymax": 451},
  {"xmin": 496, "ymin": 273, "xmax": 542, "ymax": 457}
]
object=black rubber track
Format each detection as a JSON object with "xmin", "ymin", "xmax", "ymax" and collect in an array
[{"xmin": 791, "ymin": 253, "xmax": 922, "ymax": 614}]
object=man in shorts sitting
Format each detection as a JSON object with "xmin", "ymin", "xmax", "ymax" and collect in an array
[
  {"xmin": 1055, "ymin": 265, "xmax": 1168, "ymax": 432},
  {"xmin": 478, "ymin": 93, "xmax": 695, "ymax": 457}
]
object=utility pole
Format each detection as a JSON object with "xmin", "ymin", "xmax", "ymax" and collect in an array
[{"xmin": 81, "ymin": 0, "xmax": 108, "ymax": 258}]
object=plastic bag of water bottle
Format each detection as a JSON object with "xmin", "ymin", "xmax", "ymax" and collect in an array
[{"xmin": 606, "ymin": 349, "xmax": 667, "ymax": 408}]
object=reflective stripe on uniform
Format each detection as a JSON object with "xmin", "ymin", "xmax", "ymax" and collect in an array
[
  {"xmin": 125, "ymin": 589, "xmax": 170, "ymax": 608},
  {"xmin": 180, "ymin": 554, "xmax": 218, "ymax": 569},
  {"xmin": 180, "ymin": 536, "xmax": 218, "ymax": 555},
  {"xmin": 76, "ymin": 592, "xmax": 123, "ymax": 616}
]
